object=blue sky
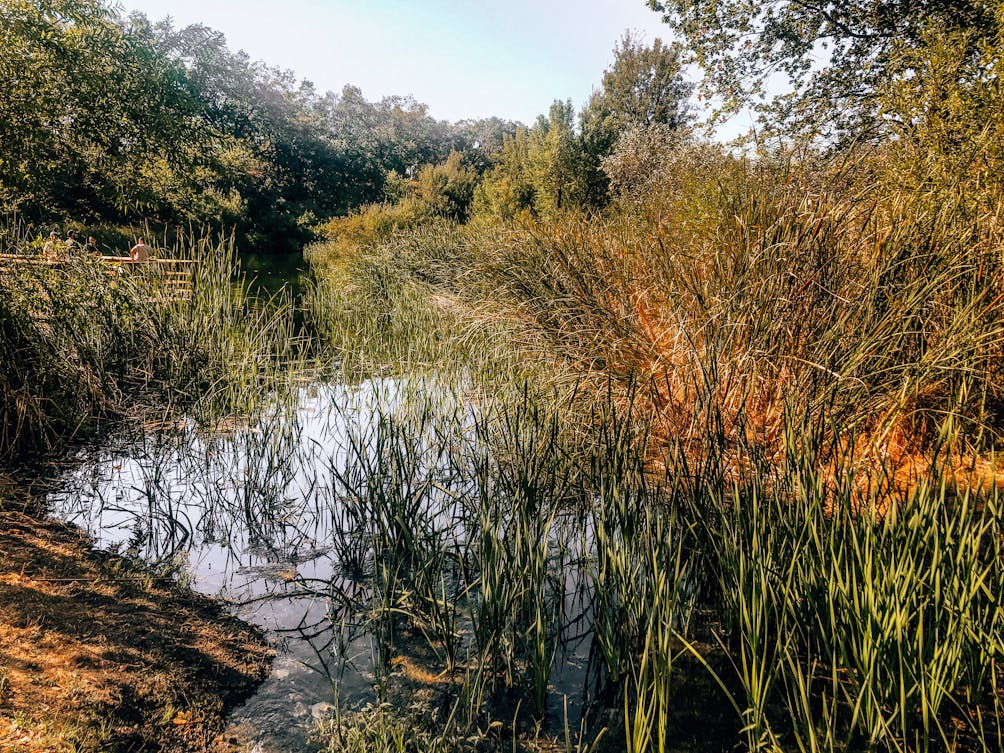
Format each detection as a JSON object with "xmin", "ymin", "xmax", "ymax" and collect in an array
[{"xmin": 119, "ymin": 0, "xmax": 682, "ymax": 125}]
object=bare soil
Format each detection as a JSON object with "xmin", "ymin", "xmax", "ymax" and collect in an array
[{"xmin": 0, "ymin": 510, "xmax": 273, "ymax": 752}]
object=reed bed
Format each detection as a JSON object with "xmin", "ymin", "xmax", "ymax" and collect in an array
[
  {"xmin": 61, "ymin": 353, "xmax": 1002, "ymax": 751},
  {"xmin": 300, "ymin": 147, "xmax": 1004, "ymax": 751},
  {"xmin": 477, "ymin": 176, "xmax": 1002, "ymax": 471},
  {"xmin": 314, "ymin": 150, "xmax": 1004, "ymax": 461},
  {"xmin": 311, "ymin": 381, "xmax": 1003, "ymax": 753},
  {"xmin": 0, "ymin": 228, "xmax": 303, "ymax": 464}
]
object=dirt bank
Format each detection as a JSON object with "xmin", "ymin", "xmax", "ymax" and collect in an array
[{"xmin": 0, "ymin": 510, "xmax": 273, "ymax": 752}]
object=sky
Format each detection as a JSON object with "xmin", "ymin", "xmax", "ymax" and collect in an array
[{"xmin": 117, "ymin": 0, "xmax": 748, "ymax": 136}]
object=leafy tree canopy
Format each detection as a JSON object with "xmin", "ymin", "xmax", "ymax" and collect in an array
[
  {"xmin": 580, "ymin": 33, "xmax": 692, "ymax": 205},
  {"xmin": 581, "ymin": 33, "xmax": 692, "ymax": 147},
  {"xmin": 0, "ymin": 0, "xmax": 502, "ymax": 251},
  {"xmin": 647, "ymin": 0, "xmax": 1001, "ymax": 141}
]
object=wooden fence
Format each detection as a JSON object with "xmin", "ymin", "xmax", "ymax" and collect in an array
[{"xmin": 0, "ymin": 254, "xmax": 198, "ymax": 301}]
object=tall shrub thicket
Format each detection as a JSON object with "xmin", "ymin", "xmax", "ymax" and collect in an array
[
  {"xmin": 472, "ymin": 34, "xmax": 693, "ymax": 220},
  {"xmin": 310, "ymin": 11, "xmax": 1004, "ymax": 470}
]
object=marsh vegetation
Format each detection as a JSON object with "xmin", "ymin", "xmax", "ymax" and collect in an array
[
  {"xmin": 3, "ymin": 1, "xmax": 1004, "ymax": 752},
  {"xmin": 297, "ymin": 154, "xmax": 1004, "ymax": 751}
]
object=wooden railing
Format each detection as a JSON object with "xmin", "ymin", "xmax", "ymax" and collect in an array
[
  {"xmin": 0, "ymin": 253, "xmax": 63, "ymax": 267},
  {"xmin": 0, "ymin": 254, "xmax": 198, "ymax": 300}
]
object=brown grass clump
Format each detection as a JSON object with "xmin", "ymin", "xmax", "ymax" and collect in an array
[{"xmin": 462, "ymin": 145, "xmax": 1004, "ymax": 489}]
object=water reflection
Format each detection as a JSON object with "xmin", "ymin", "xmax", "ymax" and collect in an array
[
  {"xmin": 239, "ymin": 251, "xmax": 307, "ymax": 299},
  {"xmin": 49, "ymin": 377, "xmax": 623, "ymax": 751},
  {"xmin": 50, "ymin": 380, "xmax": 406, "ymax": 750}
]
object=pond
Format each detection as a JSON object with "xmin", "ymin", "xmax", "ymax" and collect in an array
[
  {"xmin": 48, "ymin": 377, "xmax": 601, "ymax": 751},
  {"xmin": 240, "ymin": 251, "xmax": 307, "ymax": 299}
]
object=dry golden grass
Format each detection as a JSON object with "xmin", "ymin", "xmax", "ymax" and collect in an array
[{"xmin": 0, "ymin": 511, "xmax": 273, "ymax": 752}]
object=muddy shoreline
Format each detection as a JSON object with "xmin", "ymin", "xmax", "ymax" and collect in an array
[{"xmin": 0, "ymin": 509, "xmax": 273, "ymax": 752}]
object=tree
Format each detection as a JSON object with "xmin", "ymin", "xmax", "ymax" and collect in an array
[
  {"xmin": 154, "ymin": 23, "xmax": 358, "ymax": 247},
  {"xmin": 527, "ymin": 100, "xmax": 587, "ymax": 216},
  {"xmin": 471, "ymin": 127, "xmax": 536, "ymax": 221},
  {"xmin": 473, "ymin": 103, "xmax": 588, "ymax": 221},
  {"xmin": 413, "ymin": 153, "xmax": 478, "ymax": 222},
  {"xmin": 0, "ymin": 0, "xmax": 199, "ymax": 220},
  {"xmin": 579, "ymin": 33, "xmax": 692, "ymax": 205},
  {"xmin": 646, "ymin": 0, "xmax": 1001, "ymax": 141},
  {"xmin": 0, "ymin": 1, "xmax": 500, "ymax": 248},
  {"xmin": 452, "ymin": 117, "xmax": 521, "ymax": 174}
]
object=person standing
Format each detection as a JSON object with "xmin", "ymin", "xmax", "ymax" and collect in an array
[
  {"xmin": 42, "ymin": 231, "xmax": 60, "ymax": 260},
  {"xmin": 84, "ymin": 236, "xmax": 100, "ymax": 255}
]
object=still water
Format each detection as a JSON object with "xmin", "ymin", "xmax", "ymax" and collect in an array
[
  {"xmin": 48, "ymin": 378, "xmax": 594, "ymax": 751},
  {"xmin": 240, "ymin": 251, "xmax": 307, "ymax": 298},
  {"xmin": 49, "ymin": 382, "xmax": 390, "ymax": 749}
]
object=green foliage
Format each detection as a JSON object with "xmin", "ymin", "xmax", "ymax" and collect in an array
[
  {"xmin": 472, "ymin": 128, "xmax": 536, "ymax": 221},
  {"xmin": 600, "ymin": 124, "xmax": 718, "ymax": 205},
  {"xmin": 316, "ymin": 705, "xmax": 466, "ymax": 753},
  {"xmin": 647, "ymin": 0, "xmax": 1002, "ymax": 142},
  {"xmin": 473, "ymin": 36, "xmax": 694, "ymax": 217},
  {"xmin": 0, "ymin": 0, "xmax": 199, "ymax": 219},
  {"xmin": 0, "ymin": 1, "xmax": 480, "ymax": 252},
  {"xmin": 305, "ymin": 224, "xmax": 471, "ymax": 376},
  {"xmin": 525, "ymin": 100, "xmax": 588, "ymax": 216},
  {"xmin": 377, "ymin": 152, "xmax": 480, "ymax": 224},
  {"xmin": 474, "ymin": 102, "xmax": 587, "ymax": 220},
  {"xmin": 302, "ymin": 252, "xmax": 1004, "ymax": 750},
  {"xmin": 449, "ymin": 116, "xmax": 521, "ymax": 173},
  {"xmin": 580, "ymin": 33, "xmax": 693, "ymax": 205},
  {"xmin": 690, "ymin": 431, "xmax": 1004, "ymax": 753},
  {"xmin": 311, "ymin": 152, "xmax": 478, "ymax": 272},
  {"xmin": 413, "ymin": 153, "xmax": 479, "ymax": 223},
  {"xmin": 877, "ymin": 26, "xmax": 1004, "ymax": 203},
  {"xmin": 314, "ymin": 201, "xmax": 429, "ymax": 264},
  {"xmin": 582, "ymin": 33, "xmax": 692, "ymax": 135}
]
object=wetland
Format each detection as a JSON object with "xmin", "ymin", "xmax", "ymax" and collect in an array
[{"xmin": 5, "ymin": 3, "xmax": 1004, "ymax": 749}]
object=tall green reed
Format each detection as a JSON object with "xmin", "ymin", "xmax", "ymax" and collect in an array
[
  {"xmin": 301, "ymin": 148, "xmax": 1004, "ymax": 752},
  {"xmin": 0, "ymin": 230, "xmax": 302, "ymax": 463},
  {"xmin": 682, "ymin": 410, "xmax": 1004, "ymax": 753}
]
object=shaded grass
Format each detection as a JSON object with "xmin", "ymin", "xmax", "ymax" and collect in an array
[{"xmin": 0, "ymin": 510, "xmax": 272, "ymax": 753}]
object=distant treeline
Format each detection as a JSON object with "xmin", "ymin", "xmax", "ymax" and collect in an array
[
  {"xmin": 0, "ymin": 0, "xmax": 522, "ymax": 252},
  {"xmin": 315, "ymin": 33, "xmax": 693, "ymax": 250}
]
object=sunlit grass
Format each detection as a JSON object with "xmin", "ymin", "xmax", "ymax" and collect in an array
[{"xmin": 302, "ymin": 147, "xmax": 1004, "ymax": 752}]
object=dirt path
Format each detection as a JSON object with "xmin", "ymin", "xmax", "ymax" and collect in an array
[{"xmin": 0, "ymin": 511, "xmax": 273, "ymax": 752}]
